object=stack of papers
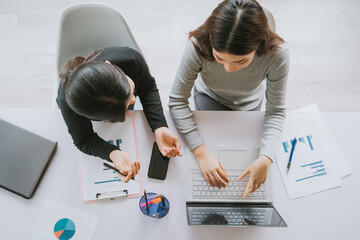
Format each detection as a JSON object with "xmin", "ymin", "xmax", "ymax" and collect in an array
[{"xmin": 275, "ymin": 105, "xmax": 353, "ymax": 199}]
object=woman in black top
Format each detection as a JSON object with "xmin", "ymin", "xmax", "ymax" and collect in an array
[{"xmin": 57, "ymin": 47, "xmax": 182, "ymax": 183}]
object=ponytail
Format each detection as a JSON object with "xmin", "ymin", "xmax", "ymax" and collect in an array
[{"xmin": 59, "ymin": 50, "xmax": 102, "ymax": 85}]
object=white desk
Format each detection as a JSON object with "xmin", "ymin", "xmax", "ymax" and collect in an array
[{"xmin": 0, "ymin": 109, "xmax": 359, "ymax": 239}]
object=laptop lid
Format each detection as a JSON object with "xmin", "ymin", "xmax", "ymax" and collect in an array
[
  {"xmin": 0, "ymin": 119, "xmax": 57, "ymax": 199},
  {"xmin": 186, "ymin": 202, "xmax": 287, "ymax": 227}
]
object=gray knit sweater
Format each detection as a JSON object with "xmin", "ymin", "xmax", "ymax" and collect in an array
[{"xmin": 168, "ymin": 39, "xmax": 290, "ymax": 161}]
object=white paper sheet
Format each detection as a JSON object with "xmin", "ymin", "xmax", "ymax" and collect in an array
[
  {"xmin": 79, "ymin": 115, "xmax": 141, "ymax": 202},
  {"xmin": 294, "ymin": 104, "xmax": 353, "ymax": 178},
  {"xmin": 275, "ymin": 105, "xmax": 351, "ymax": 199},
  {"xmin": 30, "ymin": 200, "xmax": 98, "ymax": 240}
]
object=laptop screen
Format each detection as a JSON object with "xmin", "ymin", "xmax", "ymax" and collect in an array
[{"xmin": 186, "ymin": 203, "xmax": 287, "ymax": 227}]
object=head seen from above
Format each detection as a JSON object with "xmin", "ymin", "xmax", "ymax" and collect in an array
[
  {"xmin": 190, "ymin": 0, "xmax": 284, "ymax": 72},
  {"xmin": 59, "ymin": 50, "xmax": 136, "ymax": 122}
]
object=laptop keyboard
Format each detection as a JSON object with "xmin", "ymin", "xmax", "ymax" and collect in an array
[
  {"xmin": 192, "ymin": 172, "xmax": 267, "ymax": 200},
  {"xmin": 190, "ymin": 207, "xmax": 266, "ymax": 225}
]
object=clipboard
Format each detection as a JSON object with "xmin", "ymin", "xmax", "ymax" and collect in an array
[{"xmin": 78, "ymin": 113, "xmax": 142, "ymax": 203}]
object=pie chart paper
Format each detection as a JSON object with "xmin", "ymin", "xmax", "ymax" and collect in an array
[
  {"xmin": 30, "ymin": 200, "xmax": 98, "ymax": 240},
  {"xmin": 54, "ymin": 218, "xmax": 76, "ymax": 240}
]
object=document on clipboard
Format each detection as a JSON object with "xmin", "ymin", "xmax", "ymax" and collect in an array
[{"xmin": 78, "ymin": 114, "xmax": 141, "ymax": 203}]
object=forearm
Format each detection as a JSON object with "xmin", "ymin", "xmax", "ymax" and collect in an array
[
  {"xmin": 261, "ymin": 46, "xmax": 289, "ymax": 161},
  {"xmin": 168, "ymin": 38, "xmax": 205, "ymax": 149},
  {"xmin": 58, "ymin": 95, "xmax": 118, "ymax": 161},
  {"xmin": 140, "ymin": 90, "xmax": 168, "ymax": 131},
  {"xmin": 168, "ymin": 94, "xmax": 204, "ymax": 150},
  {"xmin": 76, "ymin": 134, "xmax": 119, "ymax": 161},
  {"xmin": 259, "ymin": 106, "xmax": 286, "ymax": 161}
]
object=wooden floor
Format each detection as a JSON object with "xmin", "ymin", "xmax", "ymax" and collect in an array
[{"xmin": 0, "ymin": 0, "xmax": 359, "ymax": 111}]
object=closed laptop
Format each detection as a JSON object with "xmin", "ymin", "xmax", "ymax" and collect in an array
[{"xmin": 0, "ymin": 119, "xmax": 57, "ymax": 199}]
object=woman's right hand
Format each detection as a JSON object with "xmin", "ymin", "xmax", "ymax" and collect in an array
[
  {"xmin": 193, "ymin": 145, "xmax": 229, "ymax": 188},
  {"xmin": 109, "ymin": 150, "xmax": 141, "ymax": 183}
]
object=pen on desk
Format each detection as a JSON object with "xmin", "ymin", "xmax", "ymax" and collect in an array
[
  {"xmin": 103, "ymin": 162, "xmax": 138, "ymax": 181},
  {"xmin": 144, "ymin": 189, "xmax": 149, "ymax": 214},
  {"xmin": 287, "ymin": 137, "xmax": 297, "ymax": 174}
]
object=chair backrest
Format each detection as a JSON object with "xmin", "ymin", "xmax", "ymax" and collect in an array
[
  {"xmin": 53, "ymin": 3, "xmax": 143, "ymax": 108},
  {"xmin": 56, "ymin": 3, "xmax": 142, "ymax": 74},
  {"xmin": 263, "ymin": 7, "xmax": 276, "ymax": 33}
]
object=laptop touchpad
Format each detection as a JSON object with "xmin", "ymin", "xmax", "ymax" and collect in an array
[{"xmin": 218, "ymin": 150, "xmax": 247, "ymax": 169}]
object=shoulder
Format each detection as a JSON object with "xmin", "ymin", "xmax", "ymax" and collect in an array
[
  {"xmin": 264, "ymin": 43, "xmax": 290, "ymax": 73},
  {"xmin": 96, "ymin": 46, "xmax": 144, "ymax": 63},
  {"xmin": 97, "ymin": 46, "xmax": 147, "ymax": 76},
  {"xmin": 268, "ymin": 43, "xmax": 290, "ymax": 64},
  {"xmin": 182, "ymin": 37, "xmax": 205, "ymax": 64},
  {"xmin": 102, "ymin": 46, "xmax": 140, "ymax": 55}
]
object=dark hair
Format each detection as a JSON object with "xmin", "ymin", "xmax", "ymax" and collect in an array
[
  {"xmin": 189, "ymin": 0, "xmax": 285, "ymax": 61},
  {"xmin": 59, "ymin": 50, "xmax": 131, "ymax": 122}
]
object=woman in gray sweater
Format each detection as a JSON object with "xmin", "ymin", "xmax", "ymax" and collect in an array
[{"xmin": 169, "ymin": 0, "xmax": 289, "ymax": 198}]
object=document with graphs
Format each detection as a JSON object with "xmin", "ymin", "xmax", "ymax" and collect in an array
[
  {"xmin": 275, "ymin": 105, "xmax": 352, "ymax": 199},
  {"xmin": 78, "ymin": 114, "xmax": 141, "ymax": 203}
]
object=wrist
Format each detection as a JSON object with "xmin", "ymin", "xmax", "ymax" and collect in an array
[
  {"xmin": 192, "ymin": 145, "xmax": 207, "ymax": 159},
  {"xmin": 154, "ymin": 126, "xmax": 168, "ymax": 135},
  {"xmin": 109, "ymin": 149, "xmax": 122, "ymax": 162},
  {"xmin": 260, "ymin": 155, "xmax": 273, "ymax": 165}
]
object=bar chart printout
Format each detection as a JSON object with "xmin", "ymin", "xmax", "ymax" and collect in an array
[
  {"xmin": 277, "ymin": 133, "xmax": 342, "ymax": 199},
  {"xmin": 275, "ymin": 106, "xmax": 348, "ymax": 199},
  {"xmin": 79, "ymin": 116, "xmax": 141, "ymax": 202},
  {"xmin": 93, "ymin": 139, "xmax": 123, "ymax": 185},
  {"xmin": 282, "ymin": 135, "xmax": 327, "ymax": 183},
  {"xmin": 282, "ymin": 135, "xmax": 314, "ymax": 153},
  {"xmin": 296, "ymin": 160, "xmax": 326, "ymax": 182}
]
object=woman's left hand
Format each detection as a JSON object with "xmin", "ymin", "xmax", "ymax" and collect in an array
[
  {"xmin": 238, "ymin": 155, "xmax": 272, "ymax": 199},
  {"xmin": 154, "ymin": 127, "xmax": 182, "ymax": 158}
]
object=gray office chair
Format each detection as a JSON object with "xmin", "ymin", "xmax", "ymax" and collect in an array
[
  {"xmin": 52, "ymin": 3, "xmax": 143, "ymax": 108},
  {"xmin": 263, "ymin": 7, "xmax": 276, "ymax": 33}
]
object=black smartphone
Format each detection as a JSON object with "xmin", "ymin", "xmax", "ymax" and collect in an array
[{"xmin": 148, "ymin": 142, "xmax": 169, "ymax": 180}]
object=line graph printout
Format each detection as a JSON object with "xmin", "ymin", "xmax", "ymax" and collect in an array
[
  {"xmin": 79, "ymin": 115, "xmax": 141, "ymax": 202},
  {"xmin": 275, "ymin": 108, "xmax": 343, "ymax": 199}
]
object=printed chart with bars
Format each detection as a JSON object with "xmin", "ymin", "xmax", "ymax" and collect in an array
[
  {"xmin": 78, "ymin": 116, "xmax": 141, "ymax": 202},
  {"xmin": 275, "ymin": 107, "xmax": 344, "ymax": 199},
  {"xmin": 94, "ymin": 139, "xmax": 124, "ymax": 185},
  {"xmin": 282, "ymin": 135, "xmax": 328, "ymax": 183},
  {"xmin": 282, "ymin": 135, "xmax": 314, "ymax": 153},
  {"xmin": 296, "ymin": 160, "xmax": 326, "ymax": 182},
  {"xmin": 278, "ymin": 132, "xmax": 342, "ymax": 199}
]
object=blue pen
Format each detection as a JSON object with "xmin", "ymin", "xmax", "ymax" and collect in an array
[{"xmin": 287, "ymin": 137, "xmax": 297, "ymax": 174}]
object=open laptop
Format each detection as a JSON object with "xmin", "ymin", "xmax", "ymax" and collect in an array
[
  {"xmin": 186, "ymin": 147, "xmax": 287, "ymax": 227},
  {"xmin": 0, "ymin": 119, "xmax": 57, "ymax": 199}
]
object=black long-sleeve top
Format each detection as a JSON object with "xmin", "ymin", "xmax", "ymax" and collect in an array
[{"xmin": 57, "ymin": 47, "xmax": 168, "ymax": 161}]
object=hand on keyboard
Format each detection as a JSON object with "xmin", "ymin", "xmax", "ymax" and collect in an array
[
  {"xmin": 193, "ymin": 145, "xmax": 229, "ymax": 188},
  {"xmin": 238, "ymin": 155, "xmax": 272, "ymax": 199}
]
